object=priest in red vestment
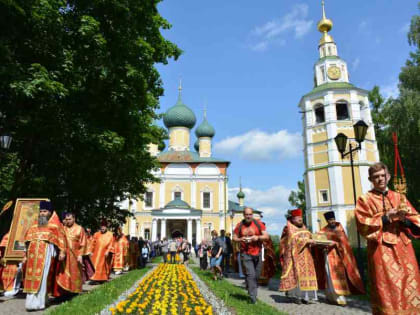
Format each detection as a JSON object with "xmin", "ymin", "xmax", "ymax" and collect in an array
[
  {"xmin": 0, "ymin": 232, "xmax": 23, "ymax": 297},
  {"xmin": 314, "ymin": 211, "xmax": 365, "ymax": 306},
  {"xmin": 355, "ymin": 162, "xmax": 420, "ymax": 315},
  {"xmin": 279, "ymin": 209, "xmax": 318, "ymax": 304},
  {"xmin": 90, "ymin": 221, "xmax": 114, "ymax": 282},
  {"xmin": 56, "ymin": 212, "xmax": 87, "ymax": 294},
  {"xmin": 112, "ymin": 228, "xmax": 129, "ymax": 275},
  {"xmin": 23, "ymin": 201, "xmax": 67, "ymax": 311}
]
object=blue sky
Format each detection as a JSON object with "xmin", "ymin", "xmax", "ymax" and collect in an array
[{"xmin": 155, "ymin": 0, "xmax": 418, "ymax": 234}]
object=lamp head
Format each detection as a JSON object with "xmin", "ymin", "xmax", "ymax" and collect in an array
[
  {"xmin": 353, "ymin": 120, "xmax": 368, "ymax": 144},
  {"xmin": 334, "ymin": 133, "xmax": 348, "ymax": 155}
]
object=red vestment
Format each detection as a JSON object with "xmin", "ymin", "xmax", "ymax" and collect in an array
[
  {"xmin": 259, "ymin": 239, "xmax": 276, "ymax": 285},
  {"xmin": 113, "ymin": 234, "xmax": 129, "ymax": 271},
  {"xmin": 0, "ymin": 233, "xmax": 19, "ymax": 292},
  {"xmin": 56, "ymin": 223, "xmax": 87, "ymax": 293},
  {"xmin": 314, "ymin": 223, "xmax": 365, "ymax": 295},
  {"xmin": 90, "ymin": 231, "xmax": 114, "ymax": 281},
  {"xmin": 278, "ymin": 221, "xmax": 317, "ymax": 291},
  {"xmin": 23, "ymin": 212, "xmax": 67, "ymax": 294},
  {"xmin": 129, "ymin": 240, "xmax": 139, "ymax": 269},
  {"xmin": 355, "ymin": 190, "xmax": 420, "ymax": 315}
]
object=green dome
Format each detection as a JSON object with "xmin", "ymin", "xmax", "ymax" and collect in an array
[
  {"xmin": 237, "ymin": 190, "xmax": 245, "ymax": 199},
  {"xmin": 195, "ymin": 117, "xmax": 215, "ymax": 138},
  {"xmin": 194, "ymin": 139, "xmax": 199, "ymax": 151},
  {"xmin": 164, "ymin": 198, "xmax": 191, "ymax": 209},
  {"xmin": 163, "ymin": 93, "xmax": 196, "ymax": 129}
]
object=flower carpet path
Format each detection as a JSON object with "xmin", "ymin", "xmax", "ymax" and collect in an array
[{"xmin": 106, "ymin": 264, "xmax": 221, "ymax": 315}]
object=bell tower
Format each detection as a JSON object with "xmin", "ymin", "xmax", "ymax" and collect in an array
[{"xmin": 299, "ymin": 1, "xmax": 379, "ymax": 244}]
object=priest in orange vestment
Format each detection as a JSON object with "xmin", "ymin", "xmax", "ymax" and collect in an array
[
  {"xmin": 0, "ymin": 232, "xmax": 23, "ymax": 297},
  {"xmin": 258, "ymin": 237, "xmax": 276, "ymax": 285},
  {"xmin": 129, "ymin": 237, "xmax": 139, "ymax": 270},
  {"xmin": 23, "ymin": 201, "xmax": 67, "ymax": 311},
  {"xmin": 355, "ymin": 162, "xmax": 420, "ymax": 315},
  {"xmin": 56, "ymin": 212, "xmax": 87, "ymax": 294},
  {"xmin": 315, "ymin": 211, "xmax": 365, "ymax": 306},
  {"xmin": 112, "ymin": 228, "xmax": 129, "ymax": 275},
  {"xmin": 279, "ymin": 209, "xmax": 318, "ymax": 304},
  {"xmin": 90, "ymin": 222, "xmax": 114, "ymax": 282}
]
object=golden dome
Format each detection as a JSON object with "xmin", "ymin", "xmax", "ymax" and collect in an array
[
  {"xmin": 319, "ymin": 32, "xmax": 334, "ymax": 46},
  {"xmin": 317, "ymin": 18, "xmax": 333, "ymax": 33}
]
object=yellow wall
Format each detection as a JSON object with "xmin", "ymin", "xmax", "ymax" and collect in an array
[
  {"xmin": 169, "ymin": 127, "xmax": 190, "ymax": 149},
  {"xmin": 333, "ymin": 94, "xmax": 350, "ymax": 102},
  {"xmin": 196, "ymin": 182, "xmax": 219, "ymax": 212},
  {"xmin": 341, "ymin": 166, "xmax": 362, "ymax": 205},
  {"xmin": 311, "ymin": 97, "xmax": 324, "ymax": 106},
  {"xmin": 312, "ymin": 132, "xmax": 327, "ymax": 143},
  {"xmin": 314, "ymin": 168, "xmax": 330, "ymax": 206},
  {"xmin": 165, "ymin": 181, "xmax": 191, "ymax": 205},
  {"xmin": 136, "ymin": 182, "xmax": 161, "ymax": 211}
]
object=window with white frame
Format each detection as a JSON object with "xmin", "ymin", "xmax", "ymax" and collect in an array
[
  {"xmin": 319, "ymin": 189, "xmax": 330, "ymax": 203},
  {"xmin": 202, "ymin": 192, "xmax": 211, "ymax": 209},
  {"xmin": 145, "ymin": 191, "xmax": 153, "ymax": 208},
  {"xmin": 173, "ymin": 191, "xmax": 182, "ymax": 200},
  {"xmin": 336, "ymin": 101, "xmax": 350, "ymax": 120},
  {"xmin": 314, "ymin": 104, "xmax": 325, "ymax": 124}
]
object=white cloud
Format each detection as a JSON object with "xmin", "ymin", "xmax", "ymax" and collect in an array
[
  {"xmin": 400, "ymin": 22, "xmax": 410, "ymax": 34},
  {"xmin": 214, "ymin": 129, "xmax": 302, "ymax": 161},
  {"xmin": 229, "ymin": 185, "xmax": 291, "ymax": 234},
  {"xmin": 381, "ymin": 80, "xmax": 399, "ymax": 99},
  {"xmin": 351, "ymin": 58, "xmax": 360, "ymax": 71},
  {"xmin": 358, "ymin": 20, "xmax": 368, "ymax": 31},
  {"xmin": 250, "ymin": 4, "xmax": 313, "ymax": 52}
]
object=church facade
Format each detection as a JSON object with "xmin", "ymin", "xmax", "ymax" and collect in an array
[
  {"xmin": 299, "ymin": 2, "xmax": 379, "ymax": 244},
  {"xmin": 122, "ymin": 86, "xmax": 258, "ymax": 244}
]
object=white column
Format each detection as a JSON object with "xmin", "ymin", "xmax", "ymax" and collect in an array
[
  {"xmin": 129, "ymin": 217, "xmax": 137, "ymax": 238},
  {"xmin": 196, "ymin": 219, "xmax": 201, "ymax": 244},
  {"xmin": 161, "ymin": 218, "xmax": 166, "ymax": 239},
  {"xmin": 187, "ymin": 219, "xmax": 193, "ymax": 243},
  {"xmin": 159, "ymin": 179, "xmax": 165, "ymax": 208},
  {"xmin": 152, "ymin": 219, "xmax": 158, "ymax": 241},
  {"xmin": 191, "ymin": 178, "xmax": 197, "ymax": 208}
]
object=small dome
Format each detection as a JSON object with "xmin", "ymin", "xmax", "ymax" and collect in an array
[
  {"xmin": 317, "ymin": 18, "xmax": 333, "ymax": 33},
  {"xmin": 163, "ymin": 93, "xmax": 196, "ymax": 129},
  {"xmin": 194, "ymin": 139, "xmax": 199, "ymax": 151},
  {"xmin": 237, "ymin": 190, "xmax": 245, "ymax": 199},
  {"xmin": 195, "ymin": 117, "xmax": 215, "ymax": 138}
]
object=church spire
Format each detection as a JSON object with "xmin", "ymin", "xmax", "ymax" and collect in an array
[{"xmin": 317, "ymin": 0, "xmax": 335, "ymax": 49}]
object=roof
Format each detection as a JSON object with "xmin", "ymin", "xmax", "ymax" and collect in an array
[
  {"xmin": 302, "ymin": 82, "xmax": 367, "ymax": 98},
  {"xmin": 164, "ymin": 198, "xmax": 191, "ymax": 209},
  {"xmin": 228, "ymin": 200, "xmax": 262, "ymax": 214},
  {"xmin": 157, "ymin": 150, "xmax": 230, "ymax": 164}
]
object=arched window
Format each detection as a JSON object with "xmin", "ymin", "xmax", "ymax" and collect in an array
[
  {"xmin": 336, "ymin": 101, "xmax": 350, "ymax": 120},
  {"xmin": 314, "ymin": 104, "xmax": 325, "ymax": 124}
]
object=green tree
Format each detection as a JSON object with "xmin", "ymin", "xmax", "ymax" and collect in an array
[
  {"xmin": 0, "ymin": 0, "xmax": 181, "ymax": 233},
  {"xmin": 368, "ymin": 3, "xmax": 420, "ymax": 208},
  {"xmin": 288, "ymin": 180, "xmax": 306, "ymax": 224}
]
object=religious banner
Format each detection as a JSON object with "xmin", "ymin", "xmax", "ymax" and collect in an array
[{"xmin": 4, "ymin": 198, "xmax": 49, "ymax": 262}]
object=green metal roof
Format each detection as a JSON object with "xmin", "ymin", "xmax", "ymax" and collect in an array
[
  {"xmin": 236, "ymin": 190, "xmax": 245, "ymax": 199},
  {"xmin": 157, "ymin": 150, "xmax": 230, "ymax": 164},
  {"xmin": 303, "ymin": 82, "xmax": 367, "ymax": 98},
  {"xmin": 164, "ymin": 198, "xmax": 191, "ymax": 209},
  {"xmin": 195, "ymin": 117, "xmax": 215, "ymax": 138},
  {"xmin": 228, "ymin": 200, "xmax": 261, "ymax": 214},
  {"xmin": 315, "ymin": 55, "xmax": 340, "ymax": 64},
  {"xmin": 163, "ymin": 93, "xmax": 196, "ymax": 129}
]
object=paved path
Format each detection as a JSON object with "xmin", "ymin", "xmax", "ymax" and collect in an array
[{"xmin": 225, "ymin": 275, "xmax": 371, "ymax": 315}]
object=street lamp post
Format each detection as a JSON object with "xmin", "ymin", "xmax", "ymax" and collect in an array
[
  {"xmin": 0, "ymin": 134, "xmax": 12, "ymax": 150},
  {"xmin": 334, "ymin": 120, "xmax": 368, "ymax": 282}
]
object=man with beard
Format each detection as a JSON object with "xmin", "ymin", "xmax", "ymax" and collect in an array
[
  {"xmin": 355, "ymin": 162, "xmax": 420, "ymax": 315},
  {"xmin": 90, "ymin": 221, "xmax": 114, "ymax": 283},
  {"xmin": 56, "ymin": 212, "xmax": 88, "ymax": 294},
  {"xmin": 279, "ymin": 209, "xmax": 318, "ymax": 304},
  {"xmin": 23, "ymin": 201, "xmax": 67, "ymax": 311},
  {"xmin": 233, "ymin": 207, "xmax": 269, "ymax": 304},
  {"xmin": 314, "ymin": 211, "xmax": 365, "ymax": 305}
]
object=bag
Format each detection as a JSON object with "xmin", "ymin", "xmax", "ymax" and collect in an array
[
  {"xmin": 238, "ymin": 219, "xmax": 262, "ymax": 237},
  {"xmin": 211, "ymin": 244, "xmax": 220, "ymax": 257}
]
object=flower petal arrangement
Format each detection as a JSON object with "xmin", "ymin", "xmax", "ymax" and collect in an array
[{"xmin": 110, "ymin": 264, "xmax": 213, "ymax": 315}]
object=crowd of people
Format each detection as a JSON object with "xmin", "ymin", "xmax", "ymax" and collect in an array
[
  {"xmin": 0, "ymin": 162, "xmax": 419, "ymax": 314},
  {"xmin": 0, "ymin": 205, "xmax": 158, "ymax": 311}
]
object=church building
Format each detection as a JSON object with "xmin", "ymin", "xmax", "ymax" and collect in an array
[
  {"xmin": 299, "ymin": 2, "xmax": 379, "ymax": 244},
  {"xmin": 122, "ymin": 85, "xmax": 260, "ymax": 244}
]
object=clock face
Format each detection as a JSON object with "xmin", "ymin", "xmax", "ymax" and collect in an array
[{"xmin": 327, "ymin": 66, "xmax": 341, "ymax": 80}]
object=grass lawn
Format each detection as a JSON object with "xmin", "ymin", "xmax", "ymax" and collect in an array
[
  {"xmin": 47, "ymin": 267, "xmax": 151, "ymax": 315},
  {"xmin": 191, "ymin": 267, "xmax": 287, "ymax": 315},
  {"xmin": 151, "ymin": 255, "xmax": 163, "ymax": 263}
]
